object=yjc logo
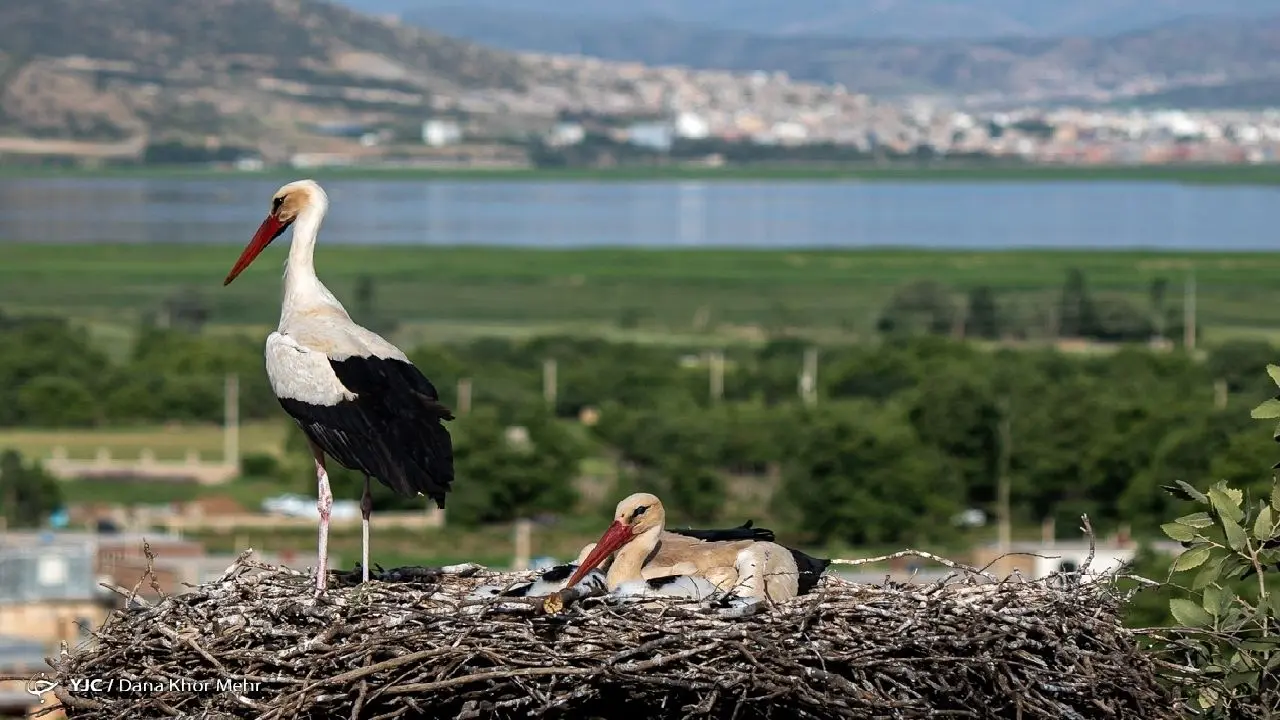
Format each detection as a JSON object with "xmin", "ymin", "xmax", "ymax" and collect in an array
[{"xmin": 24, "ymin": 677, "xmax": 57, "ymax": 704}]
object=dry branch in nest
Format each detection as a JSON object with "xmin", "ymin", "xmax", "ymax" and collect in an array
[{"xmin": 42, "ymin": 547, "xmax": 1177, "ymax": 720}]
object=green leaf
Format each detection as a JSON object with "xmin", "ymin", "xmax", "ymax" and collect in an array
[
  {"xmin": 1223, "ymin": 558, "xmax": 1253, "ymax": 579},
  {"xmin": 1267, "ymin": 364, "xmax": 1280, "ymax": 388},
  {"xmin": 1177, "ymin": 511, "xmax": 1215, "ymax": 529},
  {"xmin": 1210, "ymin": 484, "xmax": 1246, "ymax": 524},
  {"xmin": 1163, "ymin": 480, "xmax": 1209, "ymax": 504},
  {"xmin": 1173, "ymin": 545, "xmax": 1213, "ymax": 572},
  {"xmin": 1203, "ymin": 586, "xmax": 1234, "ymax": 618},
  {"xmin": 1161, "ymin": 522, "xmax": 1198, "ymax": 542},
  {"xmin": 1170, "ymin": 598, "xmax": 1215, "ymax": 628},
  {"xmin": 1238, "ymin": 639, "xmax": 1280, "ymax": 652},
  {"xmin": 1222, "ymin": 514, "xmax": 1250, "ymax": 552},
  {"xmin": 1225, "ymin": 671, "xmax": 1259, "ymax": 690},
  {"xmin": 1272, "ymin": 482, "xmax": 1280, "ymax": 513},
  {"xmin": 1254, "ymin": 505, "xmax": 1274, "ymax": 540},
  {"xmin": 1197, "ymin": 688, "xmax": 1218, "ymax": 710},
  {"xmin": 1202, "ymin": 586, "xmax": 1224, "ymax": 617},
  {"xmin": 1192, "ymin": 556, "xmax": 1225, "ymax": 590},
  {"xmin": 1252, "ymin": 398, "xmax": 1280, "ymax": 419},
  {"xmin": 1269, "ymin": 591, "xmax": 1280, "ymax": 620}
]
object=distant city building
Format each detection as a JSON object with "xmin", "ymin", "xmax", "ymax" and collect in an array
[
  {"xmin": 674, "ymin": 112, "xmax": 710, "ymax": 140},
  {"xmin": 626, "ymin": 121, "xmax": 674, "ymax": 152},
  {"xmin": 422, "ymin": 119, "xmax": 463, "ymax": 147},
  {"xmin": 548, "ymin": 122, "xmax": 585, "ymax": 147},
  {"xmin": 770, "ymin": 121, "xmax": 809, "ymax": 145}
]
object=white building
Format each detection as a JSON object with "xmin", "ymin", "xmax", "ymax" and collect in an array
[
  {"xmin": 422, "ymin": 119, "xmax": 463, "ymax": 147},
  {"xmin": 674, "ymin": 112, "xmax": 710, "ymax": 139},
  {"xmin": 771, "ymin": 121, "xmax": 809, "ymax": 145},
  {"xmin": 548, "ymin": 122, "xmax": 585, "ymax": 146}
]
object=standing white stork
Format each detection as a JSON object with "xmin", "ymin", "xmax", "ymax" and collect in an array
[{"xmin": 222, "ymin": 179, "xmax": 454, "ymax": 593}]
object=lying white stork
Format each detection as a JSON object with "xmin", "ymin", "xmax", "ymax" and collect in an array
[
  {"xmin": 469, "ymin": 519, "xmax": 771, "ymax": 600},
  {"xmin": 222, "ymin": 179, "xmax": 454, "ymax": 593},
  {"xmin": 565, "ymin": 493, "xmax": 830, "ymax": 604}
]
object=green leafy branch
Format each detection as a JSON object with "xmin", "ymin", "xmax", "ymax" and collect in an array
[{"xmin": 1152, "ymin": 363, "xmax": 1280, "ymax": 716}]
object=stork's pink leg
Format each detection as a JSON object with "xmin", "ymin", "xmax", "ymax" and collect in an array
[
  {"xmin": 360, "ymin": 475, "xmax": 372, "ymax": 584},
  {"xmin": 311, "ymin": 443, "xmax": 333, "ymax": 594}
]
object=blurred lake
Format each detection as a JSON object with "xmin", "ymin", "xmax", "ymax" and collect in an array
[{"xmin": 0, "ymin": 177, "xmax": 1277, "ymax": 250}]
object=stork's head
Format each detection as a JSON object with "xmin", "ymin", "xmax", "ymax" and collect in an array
[
  {"xmin": 222, "ymin": 179, "xmax": 328, "ymax": 286},
  {"xmin": 565, "ymin": 493, "xmax": 665, "ymax": 588}
]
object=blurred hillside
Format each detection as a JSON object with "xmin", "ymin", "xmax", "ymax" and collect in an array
[
  {"xmin": 0, "ymin": 0, "xmax": 531, "ymax": 156},
  {"xmin": 399, "ymin": 8, "xmax": 1280, "ymax": 103},
  {"xmin": 351, "ymin": 0, "xmax": 1280, "ymax": 39}
]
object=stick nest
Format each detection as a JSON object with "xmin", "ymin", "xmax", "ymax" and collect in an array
[{"xmin": 46, "ymin": 550, "xmax": 1176, "ymax": 720}]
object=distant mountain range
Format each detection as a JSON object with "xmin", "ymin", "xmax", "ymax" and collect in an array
[
  {"xmin": 384, "ymin": 6, "xmax": 1280, "ymax": 103},
  {"xmin": 343, "ymin": 0, "xmax": 1279, "ymax": 39}
]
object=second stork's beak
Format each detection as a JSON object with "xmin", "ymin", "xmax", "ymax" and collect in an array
[
  {"xmin": 223, "ymin": 214, "xmax": 291, "ymax": 286},
  {"xmin": 565, "ymin": 520, "xmax": 634, "ymax": 588}
]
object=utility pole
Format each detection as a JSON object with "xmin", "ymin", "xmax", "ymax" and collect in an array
[
  {"xmin": 542, "ymin": 358, "xmax": 558, "ymax": 410},
  {"xmin": 1183, "ymin": 271, "xmax": 1197, "ymax": 351},
  {"xmin": 0, "ymin": 459, "xmax": 8, "ymax": 531},
  {"xmin": 457, "ymin": 378, "xmax": 472, "ymax": 416},
  {"xmin": 951, "ymin": 301, "xmax": 968, "ymax": 340},
  {"xmin": 800, "ymin": 347, "xmax": 819, "ymax": 406},
  {"xmin": 709, "ymin": 350, "xmax": 724, "ymax": 403},
  {"xmin": 223, "ymin": 373, "xmax": 240, "ymax": 468},
  {"xmin": 512, "ymin": 518, "xmax": 532, "ymax": 571},
  {"xmin": 996, "ymin": 397, "xmax": 1012, "ymax": 556}
]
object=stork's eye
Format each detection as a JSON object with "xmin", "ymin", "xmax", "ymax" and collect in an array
[
  {"xmin": 631, "ymin": 505, "xmax": 649, "ymax": 520},
  {"xmin": 272, "ymin": 196, "xmax": 285, "ymax": 212}
]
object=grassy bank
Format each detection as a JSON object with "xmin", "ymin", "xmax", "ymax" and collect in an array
[
  {"xmin": 4, "ymin": 163, "xmax": 1280, "ymax": 185},
  {"xmin": 3, "ymin": 244, "xmax": 1280, "ymax": 346},
  {"xmin": 0, "ymin": 421, "xmax": 286, "ymax": 461}
]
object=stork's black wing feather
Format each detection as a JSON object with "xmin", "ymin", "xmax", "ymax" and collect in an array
[
  {"xmin": 668, "ymin": 520, "xmax": 775, "ymax": 543},
  {"xmin": 278, "ymin": 355, "xmax": 454, "ymax": 507}
]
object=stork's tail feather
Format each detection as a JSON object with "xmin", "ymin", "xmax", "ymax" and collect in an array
[
  {"xmin": 788, "ymin": 548, "xmax": 831, "ymax": 595},
  {"xmin": 420, "ymin": 418, "xmax": 454, "ymax": 509}
]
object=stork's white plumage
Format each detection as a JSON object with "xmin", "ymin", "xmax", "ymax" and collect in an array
[
  {"xmin": 612, "ymin": 574, "xmax": 722, "ymax": 600},
  {"xmin": 223, "ymin": 180, "xmax": 454, "ymax": 594}
]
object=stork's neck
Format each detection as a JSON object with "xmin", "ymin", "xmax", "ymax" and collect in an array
[
  {"xmin": 605, "ymin": 525, "xmax": 661, "ymax": 589},
  {"xmin": 280, "ymin": 200, "xmax": 347, "ymax": 327}
]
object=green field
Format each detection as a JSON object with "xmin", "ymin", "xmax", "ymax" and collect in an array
[
  {"xmin": 4, "ymin": 244, "xmax": 1280, "ymax": 348},
  {"xmin": 7, "ymin": 163, "xmax": 1280, "ymax": 184},
  {"xmin": 0, "ymin": 421, "xmax": 287, "ymax": 462}
]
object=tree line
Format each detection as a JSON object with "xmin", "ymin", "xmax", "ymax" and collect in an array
[
  {"xmin": 2, "ymin": 305, "xmax": 1277, "ymax": 543},
  {"xmin": 878, "ymin": 269, "xmax": 1189, "ymax": 344}
]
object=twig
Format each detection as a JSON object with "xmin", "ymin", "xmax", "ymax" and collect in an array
[{"xmin": 829, "ymin": 548, "xmax": 998, "ymax": 581}]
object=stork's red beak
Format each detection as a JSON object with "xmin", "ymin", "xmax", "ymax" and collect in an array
[
  {"xmin": 565, "ymin": 520, "xmax": 633, "ymax": 588},
  {"xmin": 223, "ymin": 214, "xmax": 291, "ymax": 286}
]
